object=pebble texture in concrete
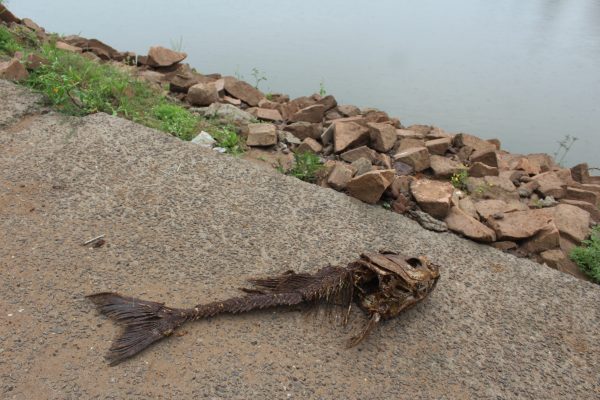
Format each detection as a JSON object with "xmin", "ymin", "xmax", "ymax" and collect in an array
[{"xmin": 1, "ymin": 80, "xmax": 599, "ymax": 399}]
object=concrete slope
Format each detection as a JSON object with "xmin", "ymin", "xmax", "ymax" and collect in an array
[{"xmin": 1, "ymin": 80, "xmax": 598, "ymax": 399}]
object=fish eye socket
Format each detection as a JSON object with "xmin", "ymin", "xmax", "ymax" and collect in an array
[{"xmin": 406, "ymin": 258, "xmax": 422, "ymax": 268}]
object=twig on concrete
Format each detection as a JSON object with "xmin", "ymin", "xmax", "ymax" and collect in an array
[{"xmin": 83, "ymin": 234, "xmax": 105, "ymax": 246}]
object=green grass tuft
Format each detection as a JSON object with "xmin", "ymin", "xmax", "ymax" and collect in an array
[
  {"xmin": 0, "ymin": 25, "xmax": 21, "ymax": 55},
  {"xmin": 570, "ymin": 225, "xmax": 600, "ymax": 283},
  {"xmin": 287, "ymin": 151, "xmax": 324, "ymax": 183},
  {"xmin": 152, "ymin": 102, "xmax": 198, "ymax": 141},
  {"xmin": 209, "ymin": 125, "xmax": 244, "ymax": 155}
]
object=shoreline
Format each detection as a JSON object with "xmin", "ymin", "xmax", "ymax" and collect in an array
[{"xmin": 1, "ymin": 5, "xmax": 599, "ymax": 283}]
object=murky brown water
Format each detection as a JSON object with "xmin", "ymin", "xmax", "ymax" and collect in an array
[{"xmin": 9, "ymin": 0, "xmax": 600, "ymax": 166}]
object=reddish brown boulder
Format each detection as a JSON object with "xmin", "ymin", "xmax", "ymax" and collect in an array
[
  {"xmin": 0, "ymin": 5, "xmax": 20, "ymax": 24},
  {"xmin": 491, "ymin": 241, "xmax": 518, "ymax": 251},
  {"xmin": 565, "ymin": 187, "xmax": 598, "ymax": 205},
  {"xmin": 187, "ymin": 82, "xmax": 218, "ymax": 106},
  {"xmin": 55, "ymin": 41, "xmax": 82, "ymax": 53},
  {"xmin": 246, "ymin": 123, "xmax": 277, "ymax": 147},
  {"xmin": 0, "ymin": 59, "xmax": 28, "ymax": 81},
  {"xmin": 63, "ymin": 36, "xmax": 120, "ymax": 60},
  {"xmin": 406, "ymin": 124, "xmax": 432, "ymax": 135},
  {"xmin": 560, "ymin": 199, "xmax": 600, "ymax": 223},
  {"xmin": 570, "ymin": 163, "xmax": 590, "ymax": 183},
  {"xmin": 337, "ymin": 104, "xmax": 361, "ymax": 117},
  {"xmin": 539, "ymin": 250, "xmax": 590, "ymax": 281},
  {"xmin": 458, "ymin": 197, "xmax": 479, "ymax": 219},
  {"xmin": 340, "ymin": 146, "xmax": 377, "ymax": 163},
  {"xmin": 470, "ymin": 148, "xmax": 498, "ymax": 168},
  {"xmin": 367, "ymin": 122, "xmax": 397, "ymax": 152},
  {"xmin": 531, "ymin": 171, "xmax": 567, "ymax": 199},
  {"xmin": 223, "ymin": 76, "xmax": 265, "ymax": 106},
  {"xmin": 333, "ymin": 122, "xmax": 370, "ymax": 153},
  {"xmin": 410, "ymin": 179, "xmax": 454, "ymax": 219},
  {"xmin": 474, "ymin": 199, "xmax": 527, "ymax": 221},
  {"xmin": 146, "ymin": 46, "xmax": 186, "ymax": 67},
  {"xmin": 296, "ymin": 138, "xmax": 323, "ymax": 154},
  {"xmin": 526, "ymin": 153, "xmax": 555, "ymax": 173},
  {"xmin": 521, "ymin": 223, "xmax": 560, "ymax": 254},
  {"xmin": 347, "ymin": 169, "xmax": 396, "ymax": 204},
  {"xmin": 327, "ymin": 163, "xmax": 356, "ymax": 191},
  {"xmin": 397, "ymin": 138, "xmax": 426, "ymax": 153},
  {"xmin": 289, "ymin": 104, "xmax": 326, "ymax": 123},
  {"xmin": 388, "ymin": 175, "xmax": 414, "ymax": 199},
  {"xmin": 253, "ymin": 108, "xmax": 283, "ymax": 122},
  {"xmin": 552, "ymin": 204, "xmax": 590, "ymax": 243},
  {"xmin": 22, "ymin": 18, "xmax": 43, "ymax": 32},
  {"xmin": 487, "ymin": 209, "xmax": 553, "ymax": 240},
  {"xmin": 468, "ymin": 162, "xmax": 499, "ymax": 177},
  {"xmin": 362, "ymin": 108, "xmax": 390, "ymax": 123},
  {"xmin": 453, "ymin": 133, "xmax": 495, "ymax": 153},
  {"xmin": 393, "ymin": 147, "xmax": 430, "ymax": 172},
  {"xmin": 445, "ymin": 206, "xmax": 497, "ymax": 242},
  {"xmin": 396, "ymin": 129, "xmax": 425, "ymax": 140},
  {"xmin": 316, "ymin": 95, "xmax": 337, "ymax": 111},
  {"xmin": 425, "ymin": 137, "xmax": 451, "ymax": 155},
  {"xmin": 284, "ymin": 122, "xmax": 322, "ymax": 141},
  {"xmin": 430, "ymin": 155, "xmax": 463, "ymax": 179}
]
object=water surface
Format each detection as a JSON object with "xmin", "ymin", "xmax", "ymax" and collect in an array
[{"xmin": 9, "ymin": 0, "xmax": 600, "ymax": 166}]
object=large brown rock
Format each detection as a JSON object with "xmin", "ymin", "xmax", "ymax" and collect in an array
[
  {"xmin": 55, "ymin": 41, "xmax": 82, "ymax": 53},
  {"xmin": 283, "ymin": 122, "xmax": 322, "ymax": 141},
  {"xmin": 526, "ymin": 153, "xmax": 555, "ymax": 173},
  {"xmin": 430, "ymin": 155, "xmax": 463, "ymax": 179},
  {"xmin": 468, "ymin": 162, "xmax": 499, "ymax": 177},
  {"xmin": 487, "ymin": 209, "xmax": 553, "ymax": 240},
  {"xmin": 531, "ymin": 171, "xmax": 567, "ymax": 199},
  {"xmin": 246, "ymin": 123, "xmax": 277, "ymax": 147},
  {"xmin": 0, "ymin": 59, "xmax": 28, "ymax": 81},
  {"xmin": 521, "ymin": 223, "xmax": 560, "ymax": 254},
  {"xmin": 453, "ymin": 133, "xmax": 496, "ymax": 153},
  {"xmin": 347, "ymin": 169, "xmax": 395, "ymax": 204},
  {"xmin": 340, "ymin": 146, "xmax": 377, "ymax": 163},
  {"xmin": 187, "ymin": 82, "xmax": 218, "ymax": 106},
  {"xmin": 296, "ymin": 138, "xmax": 323, "ymax": 154},
  {"xmin": 570, "ymin": 163, "xmax": 590, "ymax": 183},
  {"xmin": 367, "ymin": 122, "xmax": 397, "ymax": 152},
  {"xmin": 0, "ymin": 5, "xmax": 20, "ymax": 24},
  {"xmin": 327, "ymin": 163, "xmax": 356, "ymax": 191},
  {"xmin": 289, "ymin": 104, "xmax": 326, "ymax": 123},
  {"xmin": 470, "ymin": 148, "xmax": 498, "ymax": 168},
  {"xmin": 445, "ymin": 206, "xmax": 497, "ymax": 242},
  {"xmin": 425, "ymin": 137, "xmax": 451, "ymax": 155},
  {"xmin": 333, "ymin": 122, "xmax": 370, "ymax": 153},
  {"xmin": 337, "ymin": 104, "xmax": 361, "ymax": 117},
  {"xmin": 560, "ymin": 199, "xmax": 600, "ymax": 223},
  {"xmin": 393, "ymin": 147, "xmax": 430, "ymax": 172},
  {"xmin": 316, "ymin": 95, "xmax": 337, "ymax": 111},
  {"xmin": 552, "ymin": 204, "xmax": 591, "ymax": 243},
  {"xmin": 253, "ymin": 108, "xmax": 283, "ymax": 122},
  {"xmin": 396, "ymin": 129, "xmax": 425, "ymax": 140},
  {"xmin": 146, "ymin": 46, "xmax": 187, "ymax": 67},
  {"xmin": 565, "ymin": 186, "xmax": 598, "ymax": 205},
  {"xmin": 539, "ymin": 250, "xmax": 590, "ymax": 281},
  {"xmin": 223, "ymin": 76, "xmax": 265, "ymax": 106},
  {"xmin": 63, "ymin": 36, "xmax": 119, "ymax": 60},
  {"xmin": 410, "ymin": 179, "xmax": 454, "ymax": 219},
  {"xmin": 396, "ymin": 138, "xmax": 426, "ymax": 153},
  {"xmin": 474, "ymin": 199, "xmax": 528, "ymax": 221}
]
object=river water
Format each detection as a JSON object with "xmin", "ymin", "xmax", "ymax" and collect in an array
[{"xmin": 9, "ymin": 0, "xmax": 600, "ymax": 166}]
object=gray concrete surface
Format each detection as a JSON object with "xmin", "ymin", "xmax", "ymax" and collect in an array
[{"xmin": 1, "ymin": 80, "xmax": 599, "ymax": 399}]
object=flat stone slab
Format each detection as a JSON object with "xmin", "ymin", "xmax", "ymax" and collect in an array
[{"xmin": 1, "ymin": 80, "xmax": 599, "ymax": 399}]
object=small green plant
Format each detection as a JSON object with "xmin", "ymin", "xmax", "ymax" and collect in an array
[
  {"xmin": 570, "ymin": 225, "xmax": 600, "ymax": 283},
  {"xmin": 210, "ymin": 125, "xmax": 243, "ymax": 155},
  {"xmin": 250, "ymin": 67, "xmax": 267, "ymax": 89},
  {"xmin": 0, "ymin": 25, "xmax": 21, "ymax": 55},
  {"xmin": 319, "ymin": 80, "xmax": 327, "ymax": 97},
  {"xmin": 287, "ymin": 152, "xmax": 324, "ymax": 183},
  {"xmin": 552, "ymin": 134, "xmax": 578, "ymax": 166},
  {"xmin": 152, "ymin": 102, "xmax": 198, "ymax": 140},
  {"xmin": 265, "ymin": 92, "xmax": 274, "ymax": 101},
  {"xmin": 450, "ymin": 167, "xmax": 468, "ymax": 191},
  {"xmin": 382, "ymin": 201, "xmax": 391, "ymax": 210}
]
